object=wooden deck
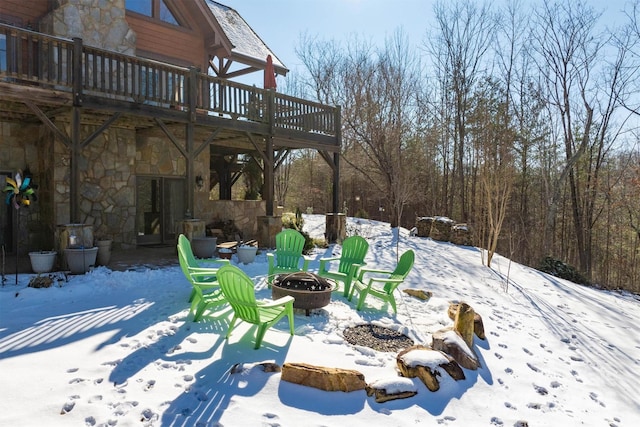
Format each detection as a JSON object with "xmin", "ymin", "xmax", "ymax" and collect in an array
[{"xmin": 0, "ymin": 23, "xmax": 340, "ymax": 151}]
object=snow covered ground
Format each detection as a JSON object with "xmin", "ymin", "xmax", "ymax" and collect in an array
[{"xmin": 1, "ymin": 215, "xmax": 638, "ymax": 426}]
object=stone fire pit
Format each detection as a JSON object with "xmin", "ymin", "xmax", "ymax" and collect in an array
[{"xmin": 271, "ymin": 272, "xmax": 335, "ymax": 315}]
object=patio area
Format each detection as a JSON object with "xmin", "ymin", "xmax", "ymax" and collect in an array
[{"xmin": 2, "ymin": 245, "xmax": 178, "ymax": 277}]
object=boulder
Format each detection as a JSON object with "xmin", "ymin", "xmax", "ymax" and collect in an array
[
  {"xmin": 430, "ymin": 217, "xmax": 454, "ymax": 241},
  {"xmin": 415, "ymin": 217, "xmax": 434, "ymax": 237},
  {"xmin": 396, "ymin": 345, "xmax": 465, "ymax": 392},
  {"xmin": 365, "ymin": 377, "xmax": 418, "ymax": 403},
  {"xmin": 281, "ymin": 362, "xmax": 366, "ymax": 392},
  {"xmin": 431, "ymin": 328, "xmax": 480, "ymax": 370},
  {"xmin": 450, "ymin": 223, "xmax": 473, "ymax": 246},
  {"xmin": 448, "ymin": 302, "xmax": 486, "ymax": 340},
  {"xmin": 452, "ymin": 302, "xmax": 475, "ymax": 347}
]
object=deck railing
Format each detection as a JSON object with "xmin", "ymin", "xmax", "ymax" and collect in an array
[{"xmin": 0, "ymin": 23, "xmax": 338, "ymax": 137}]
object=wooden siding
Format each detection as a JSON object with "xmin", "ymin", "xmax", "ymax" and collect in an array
[
  {"xmin": 0, "ymin": 1, "xmax": 49, "ymax": 27},
  {"xmin": 126, "ymin": 13, "xmax": 207, "ymax": 70}
]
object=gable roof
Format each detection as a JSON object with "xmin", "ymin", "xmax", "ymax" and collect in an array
[{"xmin": 205, "ymin": 1, "xmax": 288, "ymax": 77}]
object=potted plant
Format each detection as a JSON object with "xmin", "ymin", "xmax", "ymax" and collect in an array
[
  {"xmin": 236, "ymin": 244, "xmax": 257, "ymax": 264},
  {"xmin": 96, "ymin": 238, "xmax": 113, "ymax": 266},
  {"xmin": 28, "ymin": 250, "xmax": 57, "ymax": 273},
  {"xmin": 218, "ymin": 247, "xmax": 233, "ymax": 260},
  {"xmin": 64, "ymin": 246, "xmax": 98, "ymax": 274},
  {"xmin": 190, "ymin": 236, "xmax": 218, "ymax": 259}
]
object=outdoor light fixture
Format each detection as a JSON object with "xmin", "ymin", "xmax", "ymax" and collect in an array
[{"xmin": 195, "ymin": 175, "xmax": 204, "ymax": 189}]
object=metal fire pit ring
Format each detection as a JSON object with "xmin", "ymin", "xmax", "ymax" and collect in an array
[{"xmin": 271, "ymin": 272, "xmax": 335, "ymax": 315}]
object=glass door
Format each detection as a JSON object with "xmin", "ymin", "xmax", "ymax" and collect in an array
[{"xmin": 136, "ymin": 176, "xmax": 185, "ymax": 245}]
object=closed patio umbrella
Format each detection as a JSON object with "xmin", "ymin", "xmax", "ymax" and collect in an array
[{"xmin": 264, "ymin": 54, "xmax": 277, "ymax": 90}]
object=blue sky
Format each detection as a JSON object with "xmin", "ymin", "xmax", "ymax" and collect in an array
[
  {"xmin": 220, "ymin": 0, "xmax": 435, "ymax": 85},
  {"xmin": 219, "ymin": 0, "xmax": 633, "ymax": 87}
]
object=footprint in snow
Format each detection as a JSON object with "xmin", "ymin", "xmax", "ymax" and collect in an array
[
  {"xmin": 533, "ymin": 384, "xmax": 548, "ymax": 395},
  {"xmin": 88, "ymin": 395, "xmax": 103, "ymax": 403},
  {"xmin": 504, "ymin": 401, "xmax": 516, "ymax": 410},
  {"xmin": 494, "ymin": 352, "xmax": 503, "ymax": 359},
  {"xmin": 589, "ymin": 391, "xmax": 606, "ymax": 407},
  {"xmin": 66, "ymin": 367, "xmax": 79, "ymax": 373},
  {"xmin": 140, "ymin": 408, "xmax": 158, "ymax": 422},
  {"xmin": 526, "ymin": 363, "xmax": 540, "ymax": 372},
  {"xmin": 436, "ymin": 415, "xmax": 456, "ymax": 424},
  {"xmin": 69, "ymin": 378, "xmax": 86, "ymax": 384},
  {"xmin": 145, "ymin": 380, "xmax": 156, "ymax": 391},
  {"xmin": 186, "ymin": 337, "xmax": 197, "ymax": 343},
  {"xmin": 489, "ymin": 416, "xmax": 503, "ymax": 425},
  {"xmin": 84, "ymin": 415, "xmax": 96, "ymax": 426},
  {"xmin": 523, "ymin": 348, "xmax": 533, "ymax": 355},
  {"xmin": 498, "ymin": 343, "xmax": 508, "ymax": 349},
  {"xmin": 60, "ymin": 401, "xmax": 75, "ymax": 414}
]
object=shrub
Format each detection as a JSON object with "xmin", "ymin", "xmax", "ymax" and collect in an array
[
  {"xmin": 538, "ymin": 256, "xmax": 590, "ymax": 285},
  {"xmin": 281, "ymin": 208, "xmax": 315, "ymax": 254}
]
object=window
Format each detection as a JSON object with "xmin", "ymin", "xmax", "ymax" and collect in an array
[
  {"xmin": 126, "ymin": 0, "xmax": 180, "ymax": 26},
  {"xmin": 125, "ymin": 0, "xmax": 152, "ymax": 17},
  {"xmin": 159, "ymin": 1, "xmax": 179, "ymax": 25}
]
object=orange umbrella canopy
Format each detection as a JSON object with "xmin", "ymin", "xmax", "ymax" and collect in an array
[{"xmin": 264, "ymin": 55, "xmax": 277, "ymax": 90}]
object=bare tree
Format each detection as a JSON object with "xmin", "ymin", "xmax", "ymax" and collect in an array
[
  {"xmin": 426, "ymin": 0, "xmax": 496, "ymax": 222},
  {"xmin": 297, "ymin": 30, "xmax": 423, "ymax": 227}
]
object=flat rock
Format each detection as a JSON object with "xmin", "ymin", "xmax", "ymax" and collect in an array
[
  {"xmin": 366, "ymin": 377, "xmax": 418, "ymax": 403},
  {"xmin": 403, "ymin": 289, "xmax": 433, "ymax": 301},
  {"xmin": 281, "ymin": 362, "xmax": 366, "ymax": 392}
]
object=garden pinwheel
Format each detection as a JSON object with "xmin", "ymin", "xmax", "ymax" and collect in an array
[
  {"xmin": 4, "ymin": 170, "xmax": 37, "ymax": 210},
  {"xmin": 3, "ymin": 170, "xmax": 37, "ymax": 285}
]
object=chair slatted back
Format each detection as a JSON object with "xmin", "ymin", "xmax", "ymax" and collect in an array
[
  {"xmin": 217, "ymin": 265, "xmax": 260, "ymax": 324},
  {"xmin": 338, "ymin": 235, "xmax": 369, "ymax": 274},
  {"xmin": 275, "ymin": 229, "xmax": 305, "ymax": 270},
  {"xmin": 384, "ymin": 250, "xmax": 415, "ymax": 293}
]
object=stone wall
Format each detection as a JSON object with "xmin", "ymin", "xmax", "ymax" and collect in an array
[
  {"xmin": 415, "ymin": 216, "xmax": 473, "ymax": 246},
  {"xmin": 53, "ymin": 120, "xmax": 137, "ymax": 247},
  {"xmin": 0, "ymin": 122, "xmax": 49, "ymax": 254},
  {"xmin": 39, "ymin": 0, "xmax": 136, "ymax": 55},
  {"xmin": 204, "ymin": 200, "xmax": 267, "ymax": 242}
]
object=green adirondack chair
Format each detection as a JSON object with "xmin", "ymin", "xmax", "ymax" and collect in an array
[
  {"xmin": 177, "ymin": 234, "xmax": 229, "ymax": 321},
  {"xmin": 348, "ymin": 249, "xmax": 415, "ymax": 313},
  {"xmin": 216, "ymin": 264, "xmax": 295, "ymax": 349},
  {"xmin": 266, "ymin": 229, "xmax": 311, "ymax": 286},
  {"xmin": 317, "ymin": 235, "xmax": 369, "ymax": 297}
]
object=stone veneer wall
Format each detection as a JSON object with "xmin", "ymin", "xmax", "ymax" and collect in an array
[
  {"xmin": 0, "ymin": 122, "xmax": 51, "ymax": 254},
  {"xmin": 52, "ymin": 121, "xmax": 137, "ymax": 247},
  {"xmin": 39, "ymin": 0, "xmax": 136, "ymax": 55},
  {"xmin": 205, "ymin": 200, "xmax": 267, "ymax": 242}
]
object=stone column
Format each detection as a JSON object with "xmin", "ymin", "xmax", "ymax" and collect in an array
[
  {"xmin": 257, "ymin": 215, "xmax": 282, "ymax": 248},
  {"xmin": 325, "ymin": 213, "xmax": 346, "ymax": 244}
]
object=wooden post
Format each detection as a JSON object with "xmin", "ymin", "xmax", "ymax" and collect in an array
[
  {"xmin": 185, "ymin": 67, "xmax": 199, "ymax": 217},
  {"xmin": 333, "ymin": 106, "xmax": 341, "ymax": 214},
  {"xmin": 70, "ymin": 37, "xmax": 83, "ymax": 223}
]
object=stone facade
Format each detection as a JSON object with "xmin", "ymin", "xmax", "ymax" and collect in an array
[{"xmin": 39, "ymin": 0, "xmax": 136, "ymax": 55}]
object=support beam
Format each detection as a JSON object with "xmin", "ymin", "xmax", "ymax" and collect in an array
[
  {"xmin": 264, "ymin": 136, "xmax": 274, "ymax": 216},
  {"xmin": 71, "ymin": 106, "xmax": 81, "ymax": 223}
]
